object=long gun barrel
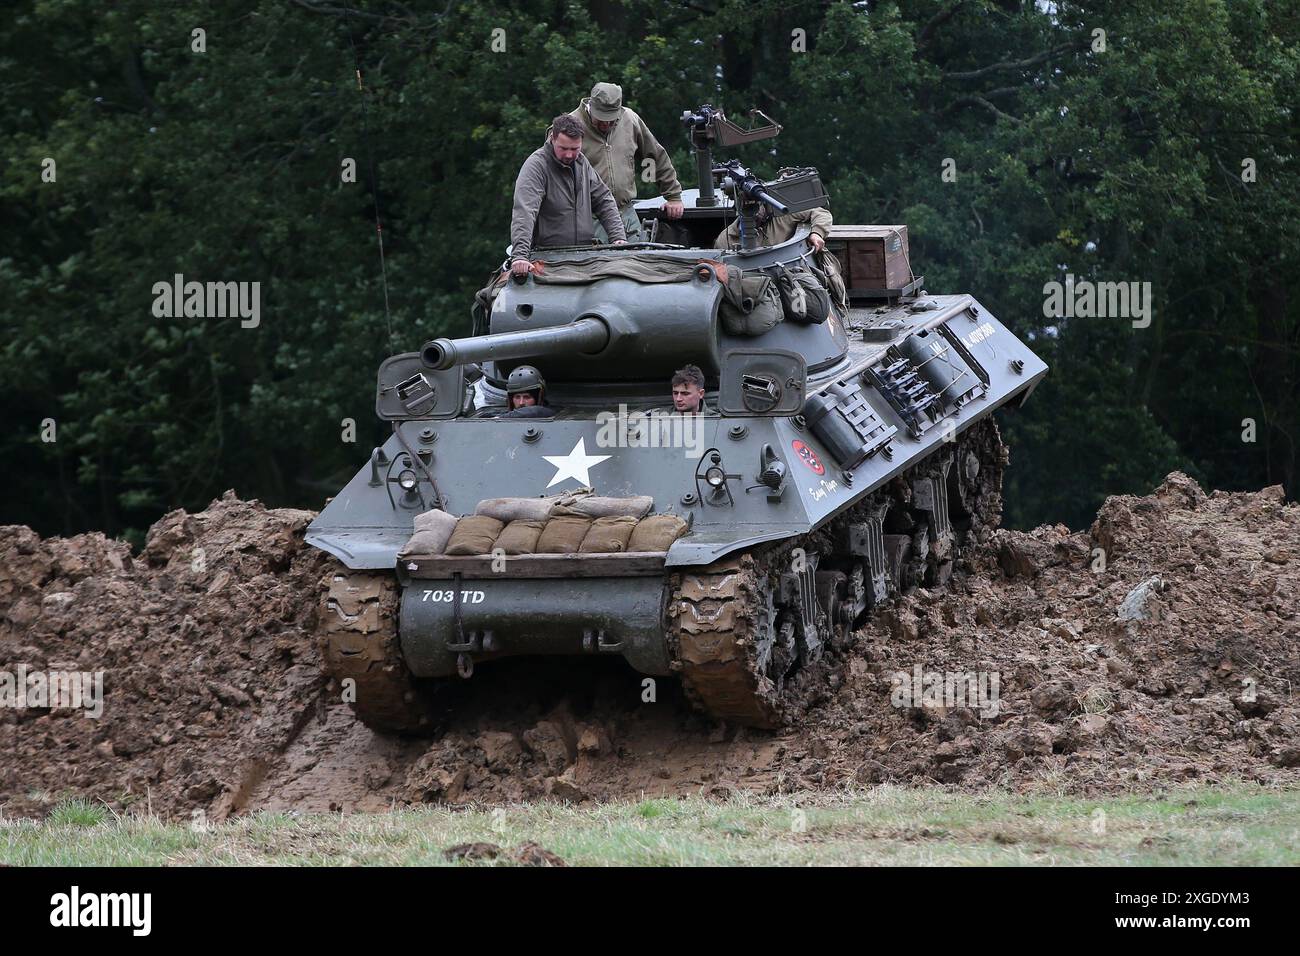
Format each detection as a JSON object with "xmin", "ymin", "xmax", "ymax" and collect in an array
[{"xmin": 421, "ymin": 317, "xmax": 609, "ymax": 371}]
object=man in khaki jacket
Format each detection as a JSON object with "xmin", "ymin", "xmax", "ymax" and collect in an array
[
  {"xmin": 570, "ymin": 82, "xmax": 684, "ymax": 242},
  {"xmin": 714, "ymin": 206, "xmax": 833, "ymax": 252},
  {"xmin": 510, "ymin": 113, "xmax": 626, "ymax": 277},
  {"xmin": 715, "ymin": 205, "xmax": 847, "ymax": 310}
]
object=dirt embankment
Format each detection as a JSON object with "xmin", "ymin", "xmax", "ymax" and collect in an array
[{"xmin": 1, "ymin": 475, "xmax": 1296, "ymax": 819}]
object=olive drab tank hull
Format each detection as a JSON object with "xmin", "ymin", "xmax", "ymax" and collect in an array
[{"xmin": 307, "ymin": 111, "xmax": 1047, "ymax": 734}]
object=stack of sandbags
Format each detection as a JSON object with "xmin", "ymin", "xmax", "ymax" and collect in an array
[{"xmin": 398, "ymin": 495, "xmax": 689, "ymax": 556}]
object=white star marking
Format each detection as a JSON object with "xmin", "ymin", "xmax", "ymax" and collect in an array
[{"xmin": 542, "ymin": 437, "xmax": 611, "ymax": 489}]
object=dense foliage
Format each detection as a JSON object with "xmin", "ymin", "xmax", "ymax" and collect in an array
[{"xmin": 3, "ymin": 0, "xmax": 1297, "ymax": 538}]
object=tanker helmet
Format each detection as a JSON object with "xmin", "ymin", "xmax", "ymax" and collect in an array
[{"xmin": 507, "ymin": 364, "xmax": 546, "ymax": 399}]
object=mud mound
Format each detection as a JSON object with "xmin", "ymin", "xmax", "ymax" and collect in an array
[
  {"xmin": 0, "ymin": 493, "xmax": 329, "ymax": 819},
  {"xmin": 2, "ymin": 474, "xmax": 1296, "ymax": 819},
  {"xmin": 804, "ymin": 473, "xmax": 1300, "ymax": 791}
]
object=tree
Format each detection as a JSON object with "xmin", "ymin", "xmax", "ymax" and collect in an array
[{"xmin": 2, "ymin": 0, "xmax": 1295, "ymax": 538}]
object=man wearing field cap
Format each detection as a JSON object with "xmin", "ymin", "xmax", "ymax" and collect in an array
[{"xmin": 569, "ymin": 82, "xmax": 684, "ymax": 242}]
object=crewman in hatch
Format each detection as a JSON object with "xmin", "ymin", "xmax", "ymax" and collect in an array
[
  {"xmin": 671, "ymin": 364, "xmax": 708, "ymax": 414},
  {"xmin": 501, "ymin": 365, "xmax": 555, "ymax": 418}
]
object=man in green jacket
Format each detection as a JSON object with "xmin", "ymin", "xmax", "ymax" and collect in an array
[
  {"xmin": 510, "ymin": 113, "xmax": 626, "ymax": 277},
  {"xmin": 569, "ymin": 82, "xmax": 684, "ymax": 242}
]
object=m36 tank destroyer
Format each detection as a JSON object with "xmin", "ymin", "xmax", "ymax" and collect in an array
[{"xmin": 306, "ymin": 107, "xmax": 1048, "ymax": 732}]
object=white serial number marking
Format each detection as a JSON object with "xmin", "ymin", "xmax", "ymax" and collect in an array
[
  {"xmin": 963, "ymin": 321, "xmax": 996, "ymax": 347},
  {"xmin": 422, "ymin": 589, "xmax": 486, "ymax": 604}
]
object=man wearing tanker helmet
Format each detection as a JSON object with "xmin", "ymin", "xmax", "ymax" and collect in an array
[{"xmin": 501, "ymin": 365, "xmax": 555, "ymax": 418}]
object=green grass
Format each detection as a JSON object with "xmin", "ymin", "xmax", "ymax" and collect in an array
[
  {"xmin": 44, "ymin": 798, "xmax": 109, "ymax": 828},
  {"xmin": 3, "ymin": 785, "xmax": 1298, "ymax": 866}
]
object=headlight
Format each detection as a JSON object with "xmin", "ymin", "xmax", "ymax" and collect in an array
[
  {"xmin": 397, "ymin": 469, "xmax": 418, "ymax": 491},
  {"xmin": 705, "ymin": 466, "xmax": 726, "ymax": 488}
]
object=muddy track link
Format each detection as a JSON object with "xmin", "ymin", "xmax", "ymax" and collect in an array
[
  {"xmin": 320, "ymin": 565, "xmax": 435, "ymax": 735},
  {"xmin": 670, "ymin": 554, "xmax": 784, "ymax": 729},
  {"xmin": 668, "ymin": 418, "xmax": 1006, "ymax": 728}
]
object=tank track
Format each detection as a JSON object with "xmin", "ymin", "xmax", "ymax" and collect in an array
[
  {"xmin": 668, "ymin": 418, "xmax": 1006, "ymax": 728},
  {"xmin": 320, "ymin": 564, "xmax": 436, "ymax": 735},
  {"xmin": 670, "ymin": 554, "xmax": 784, "ymax": 728}
]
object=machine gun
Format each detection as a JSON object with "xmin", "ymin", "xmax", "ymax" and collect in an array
[
  {"xmin": 714, "ymin": 160, "xmax": 832, "ymax": 252},
  {"xmin": 676, "ymin": 105, "xmax": 830, "ymax": 250},
  {"xmin": 680, "ymin": 105, "xmax": 782, "ymax": 207},
  {"xmin": 714, "ymin": 160, "xmax": 791, "ymax": 214}
]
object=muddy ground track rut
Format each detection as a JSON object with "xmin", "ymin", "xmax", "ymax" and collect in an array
[{"xmin": 2, "ymin": 469, "xmax": 1298, "ymax": 819}]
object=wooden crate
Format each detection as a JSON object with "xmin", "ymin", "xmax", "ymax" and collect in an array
[{"xmin": 828, "ymin": 225, "xmax": 913, "ymax": 294}]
